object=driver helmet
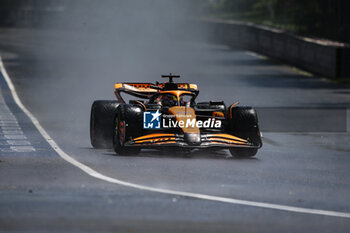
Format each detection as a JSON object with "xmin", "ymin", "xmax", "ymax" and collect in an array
[{"xmin": 161, "ymin": 95, "xmax": 178, "ymax": 106}]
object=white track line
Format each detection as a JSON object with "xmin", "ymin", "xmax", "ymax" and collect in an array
[{"xmin": 1, "ymin": 56, "xmax": 350, "ymax": 219}]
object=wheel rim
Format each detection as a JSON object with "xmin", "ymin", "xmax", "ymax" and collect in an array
[
  {"xmin": 119, "ymin": 120, "xmax": 125, "ymax": 145},
  {"xmin": 115, "ymin": 116, "xmax": 125, "ymax": 146}
]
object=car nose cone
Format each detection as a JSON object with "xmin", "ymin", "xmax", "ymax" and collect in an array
[{"xmin": 184, "ymin": 133, "xmax": 201, "ymax": 145}]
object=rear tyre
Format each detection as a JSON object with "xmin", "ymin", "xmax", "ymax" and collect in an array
[
  {"xmin": 228, "ymin": 106, "xmax": 262, "ymax": 158},
  {"xmin": 196, "ymin": 101, "xmax": 226, "ymax": 113},
  {"xmin": 90, "ymin": 100, "xmax": 119, "ymax": 149},
  {"xmin": 113, "ymin": 104, "xmax": 141, "ymax": 156}
]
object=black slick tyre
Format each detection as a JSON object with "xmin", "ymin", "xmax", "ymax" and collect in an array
[
  {"xmin": 113, "ymin": 104, "xmax": 141, "ymax": 156},
  {"xmin": 228, "ymin": 106, "xmax": 262, "ymax": 158},
  {"xmin": 90, "ymin": 100, "xmax": 119, "ymax": 149}
]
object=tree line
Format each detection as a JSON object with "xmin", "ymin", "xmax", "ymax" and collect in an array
[{"xmin": 202, "ymin": 0, "xmax": 350, "ymax": 43}]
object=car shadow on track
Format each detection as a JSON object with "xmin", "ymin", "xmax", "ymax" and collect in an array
[{"xmin": 100, "ymin": 149, "xmax": 259, "ymax": 161}]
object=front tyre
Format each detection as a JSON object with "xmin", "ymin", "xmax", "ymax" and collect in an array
[
  {"xmin": 90, "ymin": 100, "xmax": 119, "ymax": 149},
  {"xmin": 113, "ymin": 105, "xmax": 141, "ymax": 156},
  {"xmin": 228, "ymin": 106, "xmax": 262, "ymax": 158}
]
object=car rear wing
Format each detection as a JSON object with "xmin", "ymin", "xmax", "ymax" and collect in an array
[{"xmin": 114, "ymin": 82, "xmax": 199, "ymax": 103}]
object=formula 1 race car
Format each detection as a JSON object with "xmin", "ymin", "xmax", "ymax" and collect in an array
[{"xmin": 90, "ymin": 74, "xmax": 262, "ymax": 157}]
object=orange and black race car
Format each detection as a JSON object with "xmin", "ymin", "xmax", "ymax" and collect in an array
[{"xmin": 90, "ymin": 74, "xmax": 262, "ymax": 157}]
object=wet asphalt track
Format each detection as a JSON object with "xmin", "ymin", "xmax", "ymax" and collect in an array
[{"xmin": 1, "ymin": 28, "xmax": 350, "ymax": 232}]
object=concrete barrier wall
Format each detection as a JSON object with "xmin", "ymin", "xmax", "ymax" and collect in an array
[
  {"xmin": 205, "ymin": 19, "xmax": 350, "ymax": 79},
  {"xmin": 1, "ymin": 4, "xmax": 349, "ymax": 78}
]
